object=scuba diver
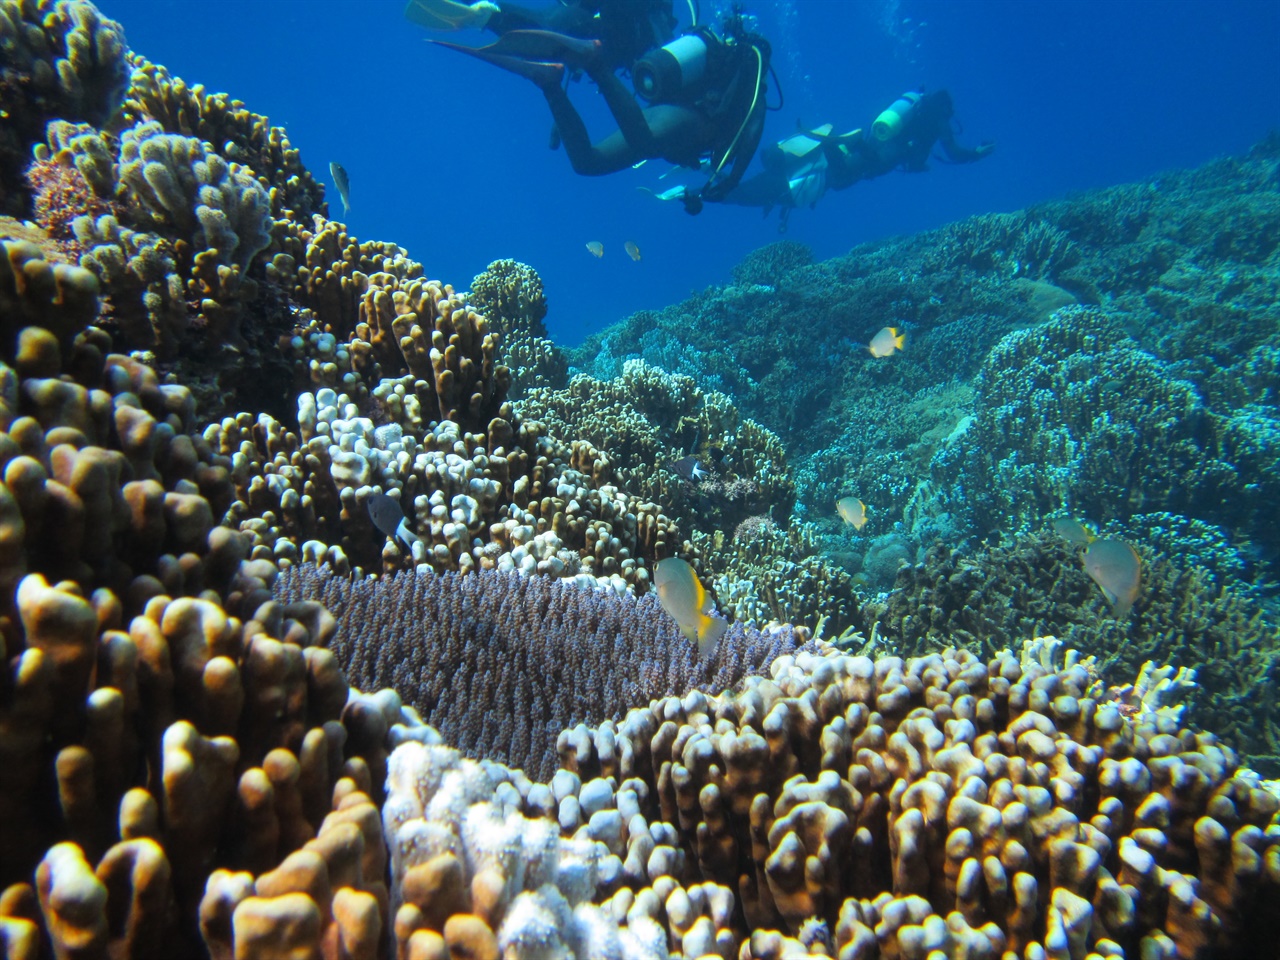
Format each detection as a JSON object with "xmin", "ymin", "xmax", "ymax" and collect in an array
[
  {"xmin": 406, "ymin": 0, "xmax": 678, "ymax": 74},
  {"xmin": 653, "ymin": 89, "xmax": 994, "ymax": 225},
  {"xmin": 407, "ymin": 1, "xmax": 774, "ymax": 201}
]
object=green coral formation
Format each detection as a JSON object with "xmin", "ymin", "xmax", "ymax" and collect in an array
[
  {"xmin": 857, "ymin": 529, "xmax": 1280, "ymax": 772},
  {"xmin": 941, "ymin": 306, "xmax": 1279, "ymax": 540}
]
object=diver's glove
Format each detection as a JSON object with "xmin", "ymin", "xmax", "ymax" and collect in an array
[
  {"xmin": 405, "ymin": 0, "xmax": 499, "ymax": 31},
  {"xmin": 681, "ymin": 190, "xmax": 704, "ymax": 216}
]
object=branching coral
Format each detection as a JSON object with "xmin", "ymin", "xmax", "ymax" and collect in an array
[
  {"xmin": 121, "ymin": 54, "xmax": 327, "ymax": 221},
  {"xmin": 274, "ymin": 562, "xmax": 813, "ymax": 781}
]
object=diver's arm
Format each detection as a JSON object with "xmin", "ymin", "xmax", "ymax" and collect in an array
[{"xmin": 937, "ymin": 130, "xmax": 994, "ymax": 164}]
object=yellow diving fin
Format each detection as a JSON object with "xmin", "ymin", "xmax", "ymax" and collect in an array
[{"xmin": 404, "ymin": 0, "xmax": 498, "ymax": 31}]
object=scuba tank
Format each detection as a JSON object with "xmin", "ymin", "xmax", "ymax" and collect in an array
[
  {"xmin": 871, "ymin": 92, "xmax": 922, "ymax": 141},
  {"xmin": 633, "ymin": 30, "xmax": 718, "ymax": 103}
]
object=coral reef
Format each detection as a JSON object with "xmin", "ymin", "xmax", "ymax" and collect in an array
[
  {"xmin": 1, "ymin": 4, "xmax": 1278, "ymax": 957},
  {"xmin": 859, "ymin": 530, "xmax": 1280, "ymax": 774},
  {"xmin": 0, "ymin": 0, "xmax": 128, "ymax": 210},
  {"xmin": 945, "ymin": 306, "xmax": 1280, "ymax": 542},
  {"xmin": 274, "ymin": 562, "xmax": 813, "ymax": 781},
  {"xmin": 467, "ymin": 258, "xmax": 568, "ymax": 398},
  {"xmin": 383, "ymin": 641, "xmax": 1280, "ymax": 959}
]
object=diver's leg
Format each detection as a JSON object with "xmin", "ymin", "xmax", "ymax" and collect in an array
[
  {"xmin": 540, "ymin": 86, "xmax": 643, "ymax": 175},
  {"xmin": 585, "ymin": 68, "xmax": 659, "ymax": 155},
  {"xmin": 636, "ymin": 103, "xmax": 710, "ymax": 168}
]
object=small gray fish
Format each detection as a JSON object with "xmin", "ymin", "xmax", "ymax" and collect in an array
[
  {"xmin": 367, "ymin": 493, "xmax": 422, "ymax": 552},
  {"xmin": 329, "ymin": 161, "xmax": 351, "ymax": 218}
]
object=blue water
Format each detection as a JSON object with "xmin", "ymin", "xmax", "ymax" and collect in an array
[{"xmin": 102, "ymin": 0, "xmax": 1280, "ymax": 345}]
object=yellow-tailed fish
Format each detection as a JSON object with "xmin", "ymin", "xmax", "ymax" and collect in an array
[
  {"xmin": 835, "ymin": 496, "xmax": 868, "ymax": 530},
  {"xmin": 329, "ymin": 162, "xmax": 351, "ymax": 218},
  {"xmin": 654, "ymin": 557, "xmax": 727, "ymax": 660},
  {"xmin": 869, "ymin": 326, "xmax": 905, "ymax": 358},
  {"xmin": 1052, "ymin": 517, "xmax": 1096, "ymax": 545},
  {"xmin": 586, "ymin": 241, "xmax": 604, "ymax": 258},
  {"xmin": 625, "ymin": 240, "xmax": 642, "ymax": 261},
  {"xmin": 1082, "ymin": 538, "xmax": 1141, "ymax": 617}
]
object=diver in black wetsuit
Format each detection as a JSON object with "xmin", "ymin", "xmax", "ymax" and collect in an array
[
  {"xmin": 408, "ymin": 1, "xmax": 772, "ymax": 202},
  {"xmin": 656, "ymin": 89, "xmax": 994, "ymax": 225}
]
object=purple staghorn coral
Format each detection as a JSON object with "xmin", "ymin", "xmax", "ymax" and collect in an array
[{"xmin": 274, "ymin": 564, "xmax": 812, "ymax": 781}]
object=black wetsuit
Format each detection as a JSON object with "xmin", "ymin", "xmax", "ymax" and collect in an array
[
  {"xmin": 542, "ymin": 23, "xmax": 772, "ymax": 187},
  {"xmin": 487, "ymin": 0, "xmax": 677, "ymax": 72}
]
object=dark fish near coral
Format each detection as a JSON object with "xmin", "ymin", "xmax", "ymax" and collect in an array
[
  {"xmin": 654, "ymin": 557, "xmax": 728, "ymax": 659},
  {"xmin": 367, "ymin": 493, "xmax": 422, "ymax": 553},
  {"xmin": 329, "ymin": 161, "xmax": 351, "ymax": 217},
  {"xmin": 671, "ymin": 456, "xmax": 710, "ymax": 482},
  {"xmin": 1052, "ymin": 517, "xmax": 1096, "ymax": 545},
  {"xmin": 1082, "ymin": 538, "xmax": 1141, "ymax": 617}
]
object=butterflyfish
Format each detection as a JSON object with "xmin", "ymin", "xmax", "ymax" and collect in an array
[
  {"xmin": 835, "ymin": 496, "xmax": 868, "ymax": 530},
  {"xmin": 1082, "ymin": 538, "xmax": 1141, "ymax": 617},
  {"xmin": 654, "ymin": 557, "xmax": 728, "ymax": 660},
  {"xmin": 1052, "ymin": 517, "xmax": 1096, "ymax": 545},
  {"xmin": 625, "ymin": 240, "xmax": 642, "ymax": 261},
  {"xmin": 367, "ymin": 493, "xmax": 422, "ymax": 553},
  {"xmin": 329, "ymin": 162, "xmax": 351, "ymax": 218},
  {"xmin": 869, "ymin": 326, "xmax": 905, "ymax": 358},
  {"xmin": 586, "ymin": 241, "xmax": 604, "ymax": 258},
  {"xmin": 670, "ymin": 456, "xmax": 710, "ymax": 482}
]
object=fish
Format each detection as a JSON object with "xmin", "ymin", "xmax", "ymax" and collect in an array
[
  {"xmin": 367, "ymin": 492, "xmax": 423, "ymax": 553},
  {"xmin": 329, "ymin": 162, "xmax": 351, "ymax": 218},
  {"xmin": 586, "ymin": 241, "xmax": 604, "ymax": 258},
  {"xmin": 1052, "ymin": 517, "xmax": 1096, "ymax": 545},
  {"xmin": 869, "ymin": 326, "xmax": 905, "ymax": 358},
  {"xmin": 625, "ymin": 240, "xmax": 642, "ymax": 261},
  {"xmin": 835, "ymin": 496, "xmax": 868, "ymax": 530},
  {"xmin": 653, "ymin": 557, "xmax": 728, "ymax": 660},
  {"xmin": 1082, "ymin": 538, "xmax": 1141, "ymax": 617},
  {"xmin": 671, "ymin": 456, "xmax": 711, "ymax": 482}
]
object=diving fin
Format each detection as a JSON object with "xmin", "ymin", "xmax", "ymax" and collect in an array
[
  {"xmin": 405, "ymin": 0, "xmax": 498, "ymax": 31},
  {"xmin": 430, "ymin": 39, "xmax": 566, "ymax": 87},
  {"xmin": 493, "ymin": 29, "xmax": 602, "ymax": 63}
]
